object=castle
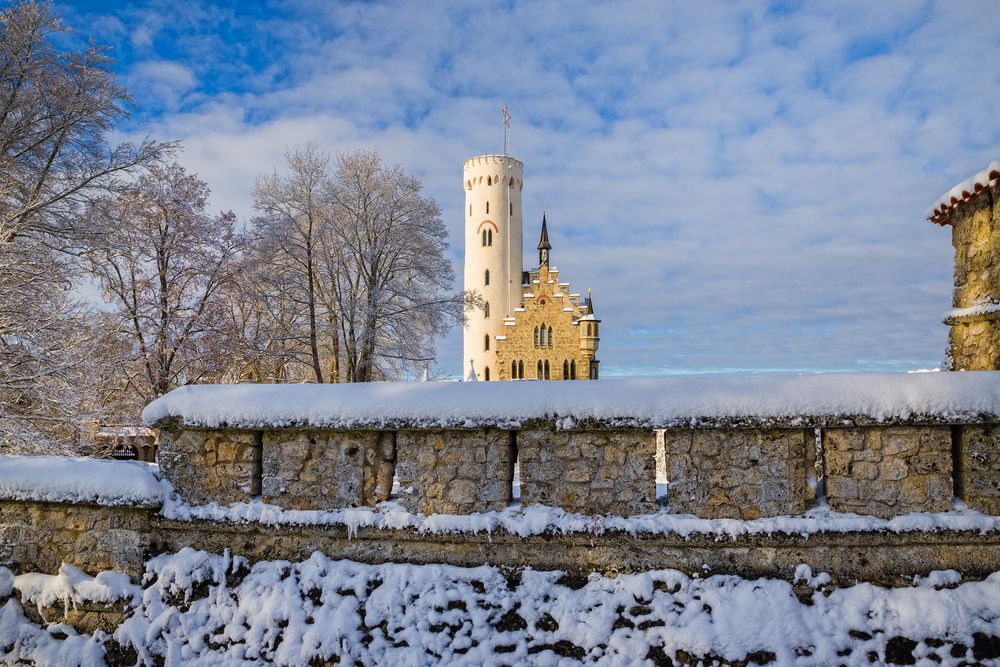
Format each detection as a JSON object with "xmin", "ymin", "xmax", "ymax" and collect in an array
[{"xmin": 462, "ymin": 154, "xmax": 600, "ymax": 381}]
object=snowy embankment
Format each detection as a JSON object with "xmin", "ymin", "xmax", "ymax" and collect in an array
[
  {"xmin": 0, "ymin": 456, "xmax": 161, "ymax": 507},
  {"xmin": 142, "ymin": 371, "xmax": 1000, "ymax": 430},
  {"xmin": 2, "ymin": 550, "xmax": 1000, "ymax": 666}
]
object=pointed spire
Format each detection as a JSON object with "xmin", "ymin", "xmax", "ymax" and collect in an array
[
  {"xmin": 537, "ymin": 211, "xmax": 551, "ymax": 266},
  {"xmin": 466, "ymin": 359, "xmax": 478, "ymax": 382},
  {"xmin": 584, "ymin": 288, "xmax": 594, "ymax": 315},
  {"xmin": 421, "ymin": 365, "xmax": 430, "ymax": 382}
]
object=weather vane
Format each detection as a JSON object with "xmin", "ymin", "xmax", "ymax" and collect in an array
[{"xmin": 502, "ymin": 104, "xmax": 511, "ymax": 156}]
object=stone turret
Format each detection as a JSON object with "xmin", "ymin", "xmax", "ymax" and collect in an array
[
  {"xmin": 578, "ymin": 288, "xmax": 601, "ymax": 379},
  {"xmin": 927, "ymin": 160, "xmax": 1000, "ymax": 370}
]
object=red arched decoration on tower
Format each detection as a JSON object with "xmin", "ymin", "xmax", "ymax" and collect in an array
[{"xmin": 476, "ymin": 220, "xmax": 500, "ymax": 234}]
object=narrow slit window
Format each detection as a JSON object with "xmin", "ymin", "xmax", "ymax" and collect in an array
[
  {"xmin": 511, "ymin": 360, "xmax": 517, "ymax": 378},
  {"xmin": 509, "ymin": 202, "xmax": 513, "ymax": 215},
  {"xmin": 563, "ymin": 360, "xmax": 569, "ymax": 379},
  {"xmin": 484, "ymin": 334, "xmax": 490, "ymax": 351},
  {"xmin": 544, "ymin": 360, "xmax": 550, "ymax": 380},
  {"xmin": 484, "ymin": 269, "xmax": 490, "ymax": 286},
  {"xmin": 484, "ymin": 366, "xmax": 490, "ymax": 381},
  {"xmin": 548, "ymin": 326, "xmax": 553, "ymax": 348},
  {"xmin": 533, "ymin": 326, "xmax": 539, "ymax": 347},
  {"xmin": 482, "ymin": 230, "xmax": 487, "ymax": 246},
  {"xmin": 537, "ymin": 360, "xmax": 543, "ymax": 380},
  {"xmin": 570, "ymin": 360, "xmax": 576, "ymax": 380},
  {"xmin": 484, "ymin": 302, "xmax": 490, "ymax": 318},
  {"xmin": 518, "ymin": 360, "xmax": 524, "ymax": 379},
  {"xmin": 486, "ymin": 201, "xmax": 490, "ymax": 214}
]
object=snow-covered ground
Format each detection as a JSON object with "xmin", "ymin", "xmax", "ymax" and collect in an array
[
  {"xmin": 0, "ymin": 455, "xmax": 161, "ymax": 507},
  {"xmin": 142, "ymin": 372, "xmax": 1000, "ymax": 430},
  {"xmin": 2, "ymin": 550, "xmax": 1000, "ymax": 666}
]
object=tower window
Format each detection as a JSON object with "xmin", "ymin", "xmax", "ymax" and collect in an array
[
  {"xmin": 570, "ymin": 360, "xmax": 576, "ymax": 380},
  {"xmin": 537, "ymin": 360, "xmax": 543, "ymax": 380},
  {"xmin": 533, "ymin": 326, "xmax": 539, "ymax": 347},
  {"xmin": 563, "ymin": 360, "xmax": 569, "ymax": 379},
  {"xmin": 487, "ymin": 176, "xmax": 492, "ymax": 186},
  {"xmin": 544, "ymin": 360, "xmax": 550, "ymax": 380},
  {"xmin": 511, "ymin": 360, "xmax": 517, "ymax": 379},
  {"xmin": 482, "ymin": 230, "xmax": 487, "ymax": 246},
  {"xmin": 548, "ymin": 326, "xmax": 553, "ymax": 348},
  {"xmin": 484, "ymin": 334, "xmax": 490, "ymax": 351},
  {"xmin": 539, "ymin": 323, "xmax": 547, "ymax": 347},
  {"xmin": 484, "ymin": 302, "xmax": 490, "ymax": 318},
  {"xmin": 488, "ymin": 229, "xmax": 493, "ymax": 246},
  {"xmin": 484, "ymin": 270, "xmax": 490, "ymax": 286},
  {"xmin": 484, "ymin": 366, "xmax": 490, "ymax": 381},
  {"xmin": 509, "ymin": 203, "xmax": 513, "ymax": 215},
  {"xmin": 586, "ymin": 322, "xmax": 592, "ymax": 336},
  {"xmin": 469, "ymin": 204, "xmax": 472, "ymax": 217},
  {"xmin": 485, "ymin": 201, "xmax": 489, "ymax": 214},
  {"xmin": 518, "ymin": 360, "xmax": 524, "ymax": 379}
]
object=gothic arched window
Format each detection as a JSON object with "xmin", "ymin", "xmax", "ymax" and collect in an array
[
  {"xmin": 544, "ymin": 360, "xmax": 550, "ymax": 380},
  {"xmin": 548, "ymin": 326, "xmax": 553, "ymax": 348},
  {"xmin": 484, "ymin": 334, "xmax": 490, "ymax": 352},
  {"xmin": 563, "ymin": 360, "xmax": 569, "ymax": 379},
  {"xmin": 537, "ymin": 360, "xmax": 543, "ymax": 380},
  {"xmin": 533, "ymin": 327, "xmax": 539, "ymax": 347},
  {"xmin": 518, "ymin": 360, "xmax": 524, "ymax": 378},
  {"xmin": 539, "ymin": 323, "xmax": 547, "ymax": 347},
  {"xmin": 570, "ymin": 360, "xmax": 576, "ymax": 380},
  {"xmin": 511, "ymin": 360, "xmax": 517, "ymax": 379}
]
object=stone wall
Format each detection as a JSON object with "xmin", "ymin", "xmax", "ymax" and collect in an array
[
  {"xmin": 956, "ymin": 424, "xmax": 1000, "ymax": 515},
  {"xmin": 824, "ymin": 426, "xmax": 953, "ymax": 517},
  {"xmin": 664, "ymin": 428, "xmax": 812, "ymax": 519},
  {"xmin": 262, "ymin": 430, "xmax": 392, "ymax": 510},
  {"xmin": 947, "ymin": 185, "xmax": 1000, "ymax": 370},
  {"xmin": 394, "ymin": 428, "xmax": 514, "ymax": 514},
  {"xmin": 0, "ymin": 501, "xmax": 154, "ymax": 577},
  {"xmin": 158, "ymin": 428, "xmax": 260, "ymax": 505},
  {"xmin": 519, "ymin": 428, "xmax": 655, "ymax": 515},
  {"xmin": 153, "ymin": 420, "xmax": 1000, "ymax": 521}
]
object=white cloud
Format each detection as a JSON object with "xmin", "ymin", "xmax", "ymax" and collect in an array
[{"xmin": 98, "ymin": 0, "xmax": 1000, "ymax": 376}]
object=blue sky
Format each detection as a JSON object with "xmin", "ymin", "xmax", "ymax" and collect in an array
[{"xmin": 57, "ymin": 0, "xmax": 1000, "ymax": 377}]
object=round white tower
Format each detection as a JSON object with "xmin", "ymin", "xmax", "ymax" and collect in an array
[{"xmin": 463, "ymin": 154, "xmax": 524, "ymax": 381}]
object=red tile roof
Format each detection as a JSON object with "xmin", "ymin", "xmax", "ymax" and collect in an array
[{"xmin": 926, "ymin": 159, "xmax": 1000, "ymax": 226}]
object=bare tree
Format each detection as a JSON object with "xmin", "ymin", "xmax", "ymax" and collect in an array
[
  {"xmin": 83, "ymin": 163, "xmax": 245, "ymax": 401},
  {"xmin": 329, "ymin": 149, "xmax": 463, "ymax": 381},
  {"xmin": 252, "ymin": 144, "xmax": 338, "ymax": 383},
  {"xmin": 0, "ymin": 1, "xmax": 172, "ymax": 451}
]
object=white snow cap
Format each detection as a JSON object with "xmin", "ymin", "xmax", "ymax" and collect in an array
[
  {"xmin": 143, "ymin": 371, "xmax": 1000, "ymax": 430},
  {"xmin": 0, "ymin": 455, "xmax": 161, "ymax": 506},
  {"xmin": 465, "ymin": 359, "xmax": 477, "ymax": 382},
  {"xmin": 926, "ymin": 158, "xmax": 1000, "ymax": 223}
]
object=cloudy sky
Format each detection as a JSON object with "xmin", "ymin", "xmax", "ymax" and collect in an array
[{"xmin": 59, "ymin": 0, "xmax": 1000, "ymax": 377}]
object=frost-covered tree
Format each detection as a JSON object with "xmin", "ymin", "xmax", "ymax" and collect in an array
[
  {"xmin": 329, "ymin": 149, "xmax": 463, "ymax": 381},
  {"xmin": 246, "ymin": 146, "xmax": 467, "ymax": 382},
  {"xmin": 0, "ymin": 1, "xmax": 171, "ymax": 451},
  {"xmin": 83, "ymin": 163, "xmax": 245, "ymax": 401}
]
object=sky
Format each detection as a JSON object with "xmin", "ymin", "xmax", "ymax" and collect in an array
[{"xmin": 56, "ymin": 0, "xmax": 1000, "ymax": 378}]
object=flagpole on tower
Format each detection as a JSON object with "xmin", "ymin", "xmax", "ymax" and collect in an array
[{"xmin": 502, "ymin": 104, "xmax": 511, "ymax": 156}]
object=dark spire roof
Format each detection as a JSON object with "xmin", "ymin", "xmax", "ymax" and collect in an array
[
  {"xmin": 537, "ymin": 212, "xmax": 551, "ymax": 251},
  {"xmin": 584, "ymin": 288, "xmax": 594, "ymax": 315}
]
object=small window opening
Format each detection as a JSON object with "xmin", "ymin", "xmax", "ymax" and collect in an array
[
  {"xmin": 484, "ymin": 334, "xmax": 490, "ymax": 351},
  {"xmin": 533, "ymin": 326, "xmax": 539, "ymax": 347},
  {"xmin": 484, "ymin": 302, "xmax": 490, "ymax": 318},
  {"xmin": 544, "ymin": 360, "xmax": 550, "ymax": 380},
  {"xmin": 486, "ymin": 201, "xmax": 490, "ymax": 214},
  {"xmin": 484, "ymin": 366, "xmax": 490, "ymax": 381},
  {"xmin": 537, "ymin": 360, "xmax": 543, "ymax": 380},
  {"xmin": 548, "ymin": 326, "xmax": 553, "ymax": 348},
  {"xmin": 570, "ymin": 360, "xmax": 576, "ymax": 379},
  {"xmin": 509, "ymin": 202, "xmax": 513, "ymax": 215},
  {"xmin": 484, "ymin": 269, "xmax": 490, "ymax": 286},
  {"xmin": 488, "ymin": 229, "xmax": 493, "ymax": 246},
  {"xmin": 482, "ymin": 230, "xmax": 487, "ymax": 246},
  {"xmin": 511, "ymin": 360, "xmax": 517, "ymax": 378},
  {"xmin": 518, "ymin": 360, "xmax": 524, "ymax": 379},
  {"xmin": 563, "ymin": 360, "xmax": 569, "ymax": 379}
]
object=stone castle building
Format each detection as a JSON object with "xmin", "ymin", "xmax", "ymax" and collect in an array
[
  {"xmin": 927, "ymin": 159, "xmax": 1000, "ymax": 370},
  {"xmin": 462, "ymin": 154, "xmax": 600, "ymax": 381}
]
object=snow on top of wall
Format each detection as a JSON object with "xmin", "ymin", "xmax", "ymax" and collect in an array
[
  {"xmin": 926, "ymin": 158, "xmax": 1000, "ymax": 224},
  {"xmin": 143, "ymin": 372, "xmax": 1000, "ymax": 430},
  {"xmin": 0, "ymin": 455, "xmax": 161, "ymax": 507},
  {"xmin": 944, "ymin": 301, "xmax": 1000, "ymax": 321},
  {"xmin": 159, "ymin": 480, "xmax": 1000, "ymax": 540}
]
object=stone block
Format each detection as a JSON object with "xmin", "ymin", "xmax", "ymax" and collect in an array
[
  {"xmin": 518, "ymin": 429, "xmax": 655, "ymax": 516},
  {"xmin": 395, "ymin": 429, "xmax": 514, "ymax": 514},
  {"xmin": 262, "ymin": 430, "xmax": 385, "ymax": 510},
  {"xmin": 665, "ymin": 428, "xmax": 810, "ymax": 519},
  {"xmin": 825, "ymin": 426, "xmax": 952, "ymax": 518},
  {"xmin": 159, "ymin": 429, "xmax": 260, "ymax": 505},
  {"xmin": 957, "ymin": 424, "xmax": 1000, "ymax": 515}
]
